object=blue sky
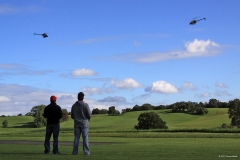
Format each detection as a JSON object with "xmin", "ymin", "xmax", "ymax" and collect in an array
[{"xmin": 1, "ymin": 0, "xmax": 240, "ymax": 115}]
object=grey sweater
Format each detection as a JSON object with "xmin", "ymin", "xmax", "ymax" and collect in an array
[{"xmin": 71, "ymin": 101, "xmax": 91, "ymax": 127}]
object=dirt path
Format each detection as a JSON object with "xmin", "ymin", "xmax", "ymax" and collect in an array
[{"xmin": 0, "ymin": 140, "xmax": 120, "ymax": 146}]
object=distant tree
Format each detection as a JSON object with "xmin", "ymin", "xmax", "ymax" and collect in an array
[
  {"xmin": 154, "ymin": 105, "xmax": 167, "ymax": 110},
  {"xmin": 25, "ymin": 112, "xmax": 33, "ymax": 116},
  {"xmin": 121, "ymin": 109, "xmax": 126, "ymax": 115},
  {"xmin": 2, "ymin": 120, "xmax": 8, "ymax": 128},
  {"xmin": 196, "ymin": 102, "xmax": 208, "ymax": 115},
  {"xmin": 30, "ymin": 105, "xmax": 46, "ymax": 128},
  {"xmin": 99, "ymin": 109, "xmax": 108, "ymax": 114},
  {"xmin": 141, "ymin": 103, "xmax": 154, "ymax": 110},
  {"xmin": 18, "ymin": 113, "xmax": 22, "ymax": 116},
  {"xmin": 61, "ymin": 109, "xmax": 69, "ymax": 122},
  {"xmin": 108, "ymin": 106, "xmax": 120, "ymax": 116},
  {"xmin": 207, "ymin": 99, "xmax": 219, "ymax": 108},
  {"xmin": 92, "ymin": 108, "xmax": 108, "ymax": 114},
  {"xmin": 92, "ymin": 108, "xmax": 100, "ymax": 114},
  {"xmin": 218, "ymin": 101, "xmax": 228, "ymax": 108},
  {"xmin": 132, "ymin": 105, "xmax": 141, "ymax": 111},
  {"xmin": 125, "ymin": 108, "xmax": 132, "ymax": 112},
  {"xmin": 135, "ymin": 112, "xmax": 168, "ymax": 130},
  {"xmin": 1, "ymin": 115, "xmax": 6, "ymax": 117},
  {"xmin": 228, "ymin": 99, "xmax": 240, "ymax": 127}
]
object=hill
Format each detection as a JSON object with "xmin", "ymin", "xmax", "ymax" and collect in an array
[{"xmin": 0, "ymin": 108, "xmax": 232, "ymax": 134}]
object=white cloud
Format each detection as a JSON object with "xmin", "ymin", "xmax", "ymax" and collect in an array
[
  {"xmin": 81, "ymin": 87, "xmax": 102, "ymax": 95},
  {"xmin": 215, "ymin": 90, "xmax": 232, "ymax": 96},
  {"xmin": 133, "ymin": 41, "xmax": 141, "ymax": 46},
  {"xmin": 111, "ymin": 78, "xmax": 143, "ymax": 89},
  {"xmin": 107, "ymin": 39, "xmax": 221, "ymax": 63},
  {"xmin": 215, "ymin": 82, "xmax": 228, "ymax": 88},
  {"xmin": 73, "ymin": 36, "xmax": 116, "ymax": 45},
  {"xmin": 185, "ymin": 39, "xmax": 220, "ymax": 53},
  {"xmin": 71, "ymin": 68, "xmax": 97, "ymax": 76},
  {"xmin": 181, "ymin": 82, "xmax": 196, "ymax": 90},
  {"xmin": 145, "ymin": 81, "xmax": 179, "ymax": 94},
  {"xmin": 132, "ymin": 94, "xmax": 151, "ymax": 101},
  {"xmin": 195, "ymin": 92, "xmax": 211, "ymax": 98},
  {"xmin": 98, "ymin": 96, "xmax": 126, "ymax": 102},
  {"xmin": 0, "ymin": 83, "xmax": 77, "ymax": 116},
  {"xmin": 0, "ymin": 4, "xmax": 44, "ymax": 14},
  {"xmin": 0, "ymin": 96, "xmax": 11, "ymax": 102}
]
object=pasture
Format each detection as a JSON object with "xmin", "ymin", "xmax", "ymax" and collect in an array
[{"xmin": 0, "ymin": 108, "xmax": 239, "ymax": 160}]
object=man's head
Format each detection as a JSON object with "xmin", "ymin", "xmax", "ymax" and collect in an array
[
  {"xmin": 50, "ymin": 95, "xmax": 57, "ymax": 103},
  {"xmin": 78, "ymin": 92, "xmax": 84, "ymax": 101}
]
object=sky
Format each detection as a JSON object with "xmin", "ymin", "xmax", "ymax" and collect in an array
[{"xmin": 1, "ymin": 0, "xmax": 240, "ymax": 116}]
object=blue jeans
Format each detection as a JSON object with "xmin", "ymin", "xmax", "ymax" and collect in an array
[
  {"xmin": 72, "ymin": 125, "xmax": 90, "ymax": 155},
  {"xmin": 44, "ymin": 124, "xmax": 60, "ymax": 154}
]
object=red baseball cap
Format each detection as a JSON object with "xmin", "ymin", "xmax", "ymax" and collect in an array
[{"xmin": 50, "ymin": 95, "xmax": 57, "ymax": 102}]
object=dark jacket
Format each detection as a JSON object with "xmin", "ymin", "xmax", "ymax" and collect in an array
[
  {"xmin": 43, "ymin": 102, "xmax": 62, "ymax": 124},
  {"xmin": 71, "ymin": 101, "xmax": 91, "ymax": 127}
]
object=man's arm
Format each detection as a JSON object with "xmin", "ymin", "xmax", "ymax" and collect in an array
[
  {"xmin": 85, "ymin": 104, "xmax": 91, "ymax": 120},
  {"xmin": 43, "ymin": 107, "xmax": 47, "ymax": 118},
  {"xmin": 71, "ymin": 106, "xmax": 74, "ymax": 119}
]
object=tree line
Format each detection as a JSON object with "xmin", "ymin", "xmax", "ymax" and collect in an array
[
  {"xmin": 92, "ymin": 98, "xmax": 240, "ymax": 128},
  {"xmin": 1, "ymin": 98, "xmax": 240, "ymax": 129}
]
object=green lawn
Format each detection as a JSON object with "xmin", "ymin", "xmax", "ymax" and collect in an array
[
  {"xmin": 0, "ymin": 108, "xmax": 239, "ymax": 160},
  {"xmin": 0, "ymin": 137, "xmax": 239, "ymax": 160},
  {"xmin": 0, "ymin": 108, "xmax": 232, "ymax": 134}
]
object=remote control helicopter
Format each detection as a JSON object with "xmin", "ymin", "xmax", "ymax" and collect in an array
[
  {"xmin": 189, "ymin": 18, "xmax": 206, "ymax": 25},
  {"xmin": 34, "ymin": 33, "xmax": 48, "ymax": 38}
]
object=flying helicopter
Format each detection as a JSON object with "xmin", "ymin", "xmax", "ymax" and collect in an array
[
  {"xmin": 34, "ymin": 33, "xmax": 48, "ymax": 38},
  {"xmin": 189, "ymin": 18, "xmax": 206, "ymax": 25}
]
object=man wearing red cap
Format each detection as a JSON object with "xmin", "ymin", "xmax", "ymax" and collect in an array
[{"xmin": 43, "ymin": 95, "xmax": 63, "ymax": 154}]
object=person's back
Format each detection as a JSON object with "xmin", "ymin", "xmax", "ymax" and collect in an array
[
  {"xmin": 43, "ymin": 95, "xmax": 62, "ymax": 154},
  {"xmin": 44, "ymin": 103, "xmax": 62, "ymax": 124},
  {"xmin": 71, "ymin": 101, "xmax": 91, "ymax": 127},
  {"xmin": 71, "ymin": 92, "xmax": 91, "ymax": 155}
]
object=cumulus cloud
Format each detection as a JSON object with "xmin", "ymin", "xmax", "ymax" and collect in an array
[
  {"xmin": 0, "ymin": 83, "xmax": 77, "ymax": 116},
  {"xmin": 185, "ymin": 39, "xmax": 220, "ymax": 53},
  {"xmin": 0, "ymin": 83, "xmax": 132, "ymax": 116},
  {"xmin": 195, "ymin": 92, "xmax": 211, "ymax": 98},
  {"xmin": 215, "ymin": 90, "xmax": 232, "ymax": 96},
  {"xmin": 107, "ymin": 39, "xmax": 221, "ymax": 63},
  {"xmin": 132, "ymin": 94, "xmax": 151, "ymax": 101},
  {"xmin": 98, "ymin": 96, "xmax": 126, "ymax": 102},
  {"xmin": 111, "ymin": 78, "xmax": 143, "ymax": 89},
  {"xmin": 215, "ymin": 82, "xmax": 228, "ymax": 88},
  {"xmin": 0, "ymin": 63, "xmax": 54, "ymax": 76},
  {"xmin": 0, "ymin": 4, "xmax": 44, "ymax": 14},
  {"xmin": 0, "ymin": 96, "xmax": 11, "ymax": 102},
  {"xmin": 0, "ymin": 63, "xmax": 24, "ymax": 70},
  {"xmin": 145, "ymin": 81, "xmax": 179, "ymax": 94},
  {"xmin": 71, "ymin": 68, "xmax": 97, "ymax": 76},
  {"xmin": 81, "ymin": 87, "xmax": 102, "ymax": 95},
  {"xmin": 133, "ymin": 41, "xmax": 141, "ymax": 46},
  {"xmin": 181, "ymin": 82, "xmax": 196, "ymax": 90}
]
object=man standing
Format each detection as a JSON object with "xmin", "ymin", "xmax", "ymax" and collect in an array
[
  {"xmin": 43, "ymin": 95, "xmax": 62, "ymax": 154},
  {"xmin": 71, "ymin": 92, "xmax": 91, "ymax": 155}
]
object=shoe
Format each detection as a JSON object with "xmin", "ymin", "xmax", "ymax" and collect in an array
[{"xmin": 44, "ymin": 150, "xmax": 49, "ymax": 154}]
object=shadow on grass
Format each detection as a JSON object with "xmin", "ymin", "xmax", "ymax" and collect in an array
[
  {"xmin": 11, "ymin": 122, "xmax": 35, "ymax": 128},
  {"xmin": 160, "ymin": 110, "xmax": 204, "ymax": 116}
]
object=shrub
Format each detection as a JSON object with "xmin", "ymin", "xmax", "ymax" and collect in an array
[
  {"xmin": 2, "ymin": 120, "xmax": 8, "ymax": 128},
  {"xmin": 135, "ymin": 112, "xmax": 168, "ymax": 130},
  {"xmin": 221, "ymin": 123, "xmax": 227, "ymax": 128}
]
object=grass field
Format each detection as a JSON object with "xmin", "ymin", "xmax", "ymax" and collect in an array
[{"xmin": 0, "ymin": 108, "xmax": 239, "ymax": 160}]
